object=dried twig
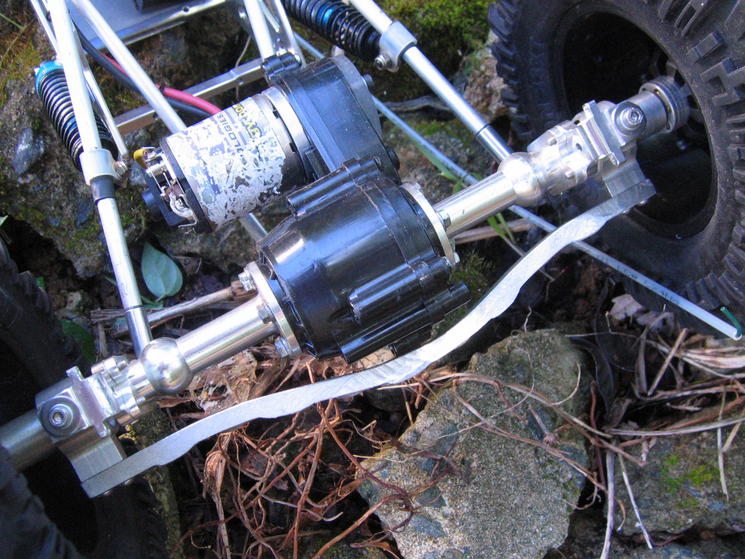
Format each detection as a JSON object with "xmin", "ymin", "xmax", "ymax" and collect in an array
[
  {"xmin": 717, "ymin": 393, "xmax": 729, "ymax": 500},
  {"xmin": 617, "ymin": 454, "xmax": 653, "ymax": 549},
  {"xmin": 600, "ymin": 452, "xmax": 615, "ymax": 559},
  {"xmin": 647, "ymin": 328, "xmax": 688, "ymax": 395}
]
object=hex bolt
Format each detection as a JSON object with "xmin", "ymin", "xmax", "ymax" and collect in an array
[
  {"xmin": 47, "ymin": 402, "xmax": 75, "ymax": 431},
  {"xmin": 374, "ymin": 53, "xmax": 390, "ymax": 71},
  {"xmin": 274, "ymin": 337, "xmax": 290, "ymax": 358},
  {"xmin": 239, "ymin": 268, "xmax": 256, "ymax": 292},
  {"xmin": 615, "ymin": 104, "xmax": 647, "ymax": 135}
]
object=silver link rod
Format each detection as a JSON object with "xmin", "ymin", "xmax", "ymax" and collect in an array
[
  {"xmin": 267, "ymin": 0, "xmax": 303, "ymax": 62},
  {"xmin": 70, "ymin": 0, "xmax": 186, "ymax": 134},
  {"xmin": 244, "ymin": 0, "xmax": 277, "ymax": 60},
  {"xmin": 98, "ymin": 198, "xmax": 153, "ymax": 355},
  {"xmin": 48, "ymin": 0, "xmax": 104, "ymax": 154},
  {"xmin": 348, "ymin": 0, "xmax": 511, "ymax": 162},
  {"xmin": 403, "ymin": 48, "xmax": 511, "ymax": 162},
  {"xmin": 49, "ymin": 0, "xmax": 152, "ymax": 355}
]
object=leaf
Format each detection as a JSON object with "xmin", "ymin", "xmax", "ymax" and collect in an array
[
  {"xmin": 141, "ymin": 242, "xmax": 183, "ymax": 300},
  {"xmin": 60, "ymin": 319, "xmax": 96, "ymax": 363},
  {"xmin": 0, "ymin": 216, "xmax": 7, "ymax": 227}
]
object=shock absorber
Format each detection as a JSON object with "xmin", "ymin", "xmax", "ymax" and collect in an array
[
  {"xmin": 35, "ymin": 61, "xmax": 118, "ymax": 170},
  {"xmin": 281, "ymin": 0, "xmax": 380, "ymax": 61}
]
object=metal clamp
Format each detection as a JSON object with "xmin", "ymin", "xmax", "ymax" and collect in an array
[{"xmin": 375, "ymin": 21, "xmax": 417, "ymax": 71}]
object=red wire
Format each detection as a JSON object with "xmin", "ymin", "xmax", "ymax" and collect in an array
[
  {"xmin": 162, "ymin": 86, "xmax": 220, "ymax": 115},
  {"xmin": 102, "ymin": 52, "xmax": 221, "ymax": 115}
]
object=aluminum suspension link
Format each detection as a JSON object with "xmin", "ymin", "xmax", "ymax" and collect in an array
[
  {"xmin": 347, "ymin": 0, "xmax": 512, "ymax": 162},
  {"xmin": 81, "ymin": 179, "xmax": 654, "ymax": 497},
  {"xmin": 48, "ymin": 0, "xmax": 152, "ymax": 356}
]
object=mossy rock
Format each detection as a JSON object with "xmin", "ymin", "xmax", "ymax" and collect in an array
[
  {"xmin": 358, "ymin": 330, "xmax": 589, "ymax": 559},
  {"xmin": 363, "ymin": 0, "xmax": 493, "ymax": 100},
  {"xmin": 614, "ymin": 428, "xmax": 745, "ymax": 536}
]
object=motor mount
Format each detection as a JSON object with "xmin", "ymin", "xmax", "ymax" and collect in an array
[{"xmin": 140, "ymin": 55, "xmax": 397, "ymax": 232}]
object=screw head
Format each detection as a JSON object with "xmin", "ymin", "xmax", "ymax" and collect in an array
[
  {"xmin": 239, "ymin": 269, "xmax": 256, "ymax": 292},
  {"xmin": 625, "ymin": 107, "xmax": 644, "ymax": 125},
  {"xmin": 374, "ymin": 53, "xmax": 390, "ymax": 70},
  {"xmin": 47, "ymin": 402, "xmax": 75, "ymax": 430},
  {"xmin": 274, "ymin": 338, "xmax": 290, "ymax": 358},
  {"xmin": 616, "ymin": 104, "xmax": 647, "ymax": 134}
]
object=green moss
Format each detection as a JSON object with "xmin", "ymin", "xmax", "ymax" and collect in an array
[
  {"xmin": 0, "ymin": 22, "xmax": 42, "ymax": 105},
  {"xmin": 451, "ymin": 252, "xmax": 494, "ymax": 298},
  {"xmin": 92, "ymin": 67, "xmax": 143, "ymax": 114},
  {"xmin": 381, "ymin": 0, "xmax": 491, "ymax": 52},
  {"xmin": 677, "ymin": 497, "xmax": 701, "ymax": 510},
  {"xmin": 414, "ymin": 120, "xmax": 447, "ymax": 137},
  {"xmin": 364, "ymin": 0, "xmax": 492, "ymax": 100},
  {"xmin": 686, "ymin": 464, "xmax": 718, "ymax": 487},
  {"xmin": 661, "ymin": 453, "xmax": 718, "ymax": 499}
]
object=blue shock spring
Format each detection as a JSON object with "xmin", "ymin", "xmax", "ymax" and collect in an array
[
  {"xmin": 281, "ymin": 0, "xmax": 380, "ymax": 62},
  {"xmin": 35, "ymin": 61, "xmax": 118, "ymax": 170}
]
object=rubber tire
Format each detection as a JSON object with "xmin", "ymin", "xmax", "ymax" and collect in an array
[
  {"xmin": 0, "ymin": 241, "xmax": 168, "ymax": 559},
  {"xmin": 488, "ymin": 0, "xmax": 745, "ymax": 324}
]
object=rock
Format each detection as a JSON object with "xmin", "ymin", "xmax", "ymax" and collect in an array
[
  {"xmin": 358, "ymin": 330, "xmax": 588, "ymax": 559},
  {"xmin": 460, "ymin": 33, "xmax": 507, "ymax": 122},
  {"xmin": 614, "ymin": 429, "xmax": 745, "ymax": 536},
  {"xmin": 546, "ymin": 507, "xmax": 745, "ymax": 559},
  {"xmin": 299, "ymin": 538, "xmax": 387, "ymax": 559},
  {"xmin": 12, "ymin": 127, "xmax": 45, "ymax": 175},
  {"xmin": 610, "ymin": 540, "xmax": 745, "ymax": 559},
  {"xmin": 152, "ymin": 220, "xmax": 257, "ymax": 274}
]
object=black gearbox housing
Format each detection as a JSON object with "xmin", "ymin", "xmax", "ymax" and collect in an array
[{"xmin": 257, "ymin": 159, "xmax": 469, "ymax": 362}]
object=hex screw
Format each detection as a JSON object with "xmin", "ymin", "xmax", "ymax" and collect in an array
[
  {"xmin": 615, "ymin": 104, "xmax": 647, "ymax": 135},
  {"xmin": 374, "ymin": 53, "xmax": 390, "ymax": 71},
  {"xmin": 239, "ymin": 269, "xmax": 256, "ymax": 292},
  {"xmin": 274, "ymin": 338, "xmax": 290, "ymax": 358},
  {"xmin": 47, "ymin": 402, "xmax": 75, "ymax": 431}
]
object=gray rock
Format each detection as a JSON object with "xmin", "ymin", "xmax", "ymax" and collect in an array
[
  {"xmin": 460, "ymin": 33, "xmax": 507, "ymax": 122},
  {"xmin": 614, "ymin": 429, "xmax": 745, "ymax": 536},
  {"xmin": 383, "ymin": 118, "xmax": 495, "ymax": 208},
  {"xmin": 153, "ymin": 220, "xmax": 257, "ymax": 273},
  {"xmin": 610, "ymin": 540, "xmax": 745, "ymax": 559},
  {"xmin": 12, "ymin": 127, "xmax": 45, "ymax": 175},
  {"xmin": 358, "ymin": 330, "xmax": 588, "ymax": 559},
  {"xmin": 545, "ymin": 507, "xmax": 745, "ymax": 559}
]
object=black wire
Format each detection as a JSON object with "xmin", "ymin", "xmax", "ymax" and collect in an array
[{"xmin": 75, "ymin": 26, "xmax": 212, "ymax": 121}]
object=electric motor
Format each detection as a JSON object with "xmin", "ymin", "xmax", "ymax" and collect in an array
[{"xmin": 140, "ymin": 55, "xmax": 397, "ymax": 232}]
